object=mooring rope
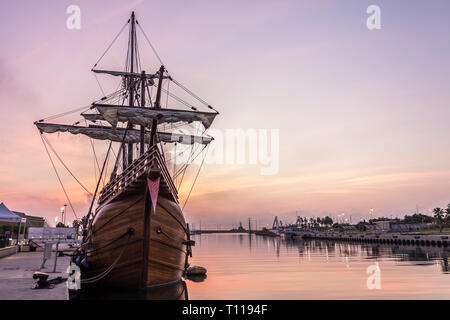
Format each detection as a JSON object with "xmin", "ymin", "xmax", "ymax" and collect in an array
[{"xmin": 80, "ymin": 231, "xmax": 133, "ymax": 284}]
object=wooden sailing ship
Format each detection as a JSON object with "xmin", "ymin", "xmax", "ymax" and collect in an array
[{"xmin": 35, "ymin": 12, "xmax": 218, "ymax": 289}]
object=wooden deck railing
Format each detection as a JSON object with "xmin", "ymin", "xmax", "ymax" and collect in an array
[{"xmin": 97, "ymin": 146, "xmax": 178, "ymax": 205}]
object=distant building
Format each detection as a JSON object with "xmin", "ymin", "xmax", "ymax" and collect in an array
[
  {"xmin": 373, "ymin": 220, "xmax": 428, "ymax": 232},
  {"xmin": 0, "ymin": 204, "xmax": 49, "ymax": 246},
  {"xmin": 13, "ymin": 211, "xmax": 48, "ymax": 228},
  {"xmin": 358, "ymin": 223, "xmax": 376, "ymax": 232},
  {"xmin": 11, "ymin": 211, "xmax": 49, "ymax": 238},
  {"xmin": 389, "ymin": 222, "xmax": 428, "ymax": 232},
  {"xmin": 339, "ymin": 225, "xmax": 359, "ymax": 233},
  {"xmin": 374, "ymin": 221, "xmax": 391, "ymax": 231}
]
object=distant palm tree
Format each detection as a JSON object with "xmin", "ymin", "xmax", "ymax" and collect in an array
[
  {"xmin": 445, "ymin": 204, "xmax": 450, "ymax": 226},
  {"xmin": 323, "ymin": 216, "xmax": 333, "ymax": 227},
  {"xmin": 433, "ymin": 207, "xmax": 445, "ymax": 233},
  {"xmin": 303, "ymin": 217, "xmax": 308, "ymax": 229},
  {"xmin": 72, "ymin": 219, "xmax": 81, "ymax": 236},
  {"xmin": 309, "ymin": 217, "xmax": 316, "ymax": 229}
]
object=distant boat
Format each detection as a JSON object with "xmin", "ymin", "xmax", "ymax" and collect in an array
[
  {"xmin": 281, "ymin": 227, "xmax": 308, "ymax": 239},
  {"xmin": 35, "ymin": 12, "xmax": 218, "ymax": 289},
  {"xmin": 255, "ymin": 229, "xmax": 279, "ymax": 237}
]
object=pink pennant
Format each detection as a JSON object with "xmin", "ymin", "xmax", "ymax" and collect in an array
[{"xmin": 147, "ymin": 177, "xmax": 160, "ymax": 213}]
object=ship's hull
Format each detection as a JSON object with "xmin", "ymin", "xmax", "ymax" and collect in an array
[{"xmin": 83, "ymin": 193, "xmax": 188, "ymax": 289}]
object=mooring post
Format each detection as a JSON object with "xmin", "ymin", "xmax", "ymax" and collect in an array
[
  {"xmin": 52, "ymin": 241, "xmax": 59, "ymax": 272},
  {"xmin": 39, "ymin": 242, "xmax": 53, "ymax": 270}
]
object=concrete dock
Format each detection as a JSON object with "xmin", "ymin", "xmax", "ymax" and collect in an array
[
  {"xmin": 0, "ymin": 244, "xmax": 72, "ymax": 300},
  {"xmin": 0, "ymin": 246, "xmax": 18, "ymax": 258}
]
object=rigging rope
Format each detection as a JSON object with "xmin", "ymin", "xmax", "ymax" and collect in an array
[
  {"xmin": 174, "ymin": 143, "xmax": 204, "ymax": 179},
  {"xmin": 176, "ymin": 156, "xmax": 195, "ymax": 189},
  {"xmin": 135, "ymin": 30, "xmax": 142, "ymax": 73},
  {"xmin": 93, "ymin": 73, "xmax": 106, "ymax": 96},
  {"xmin": 42, "ymin": 134, "xmax": 93, "ymax": 196},
  {"xmin": 176, "ymin": 146, "xmax": 195, "ymax": 190},
  {"xmin": 124, "ymin": 23, "xmax": 131, "ymax": 73},
  {"xmin": 171, "ymin": 78, "xmax": 219, "ymax": 113},
  {"xmin": 182, "ymin": 144, "xmax": 210, "ymax": 211},
  {"xmin": 109, "ymin": 124, "xmax": 130, "ymax": 181},
  {"xmin": 165, "ymin": 79, "xmax": 170, "ymax": 108},
  {"xmin": 136, "ymin": 21, "xmax": 165, "ymax": 67},
  {"xmin": 39, "ymin": 133, "xmax": 78, "ymax": 220},
  {"xmin": 160, "ymin": 86, "xmax": 198, "ymax": 111},
  {"xmin": 89, "ymin": 138, "xmax": 106, "ymax": 187},
  {"xmin": 171, "ymin": 79, "xmax": 209, "ymax": 107},
  {"xmin": 83, "ymin": 119, "xmax": 104, "ymax": 187},
  {"xmin": 84, "ymin": 142, "xmax": 112, "ymax": 241},
  {"xmin": 92, "ymin": 20, "xmax": 129, "ymax": 69},
  {"xmin": 38, "ymin": 105, "xmax": 91, "ymax": 122}
]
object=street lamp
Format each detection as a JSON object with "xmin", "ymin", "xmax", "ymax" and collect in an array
[{"xmin": 61, "ymin": 204, "xmax": 67, "ymax": 226}]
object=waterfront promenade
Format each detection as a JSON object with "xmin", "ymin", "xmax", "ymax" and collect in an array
[{"xmin": 0, "ymin": 244, "xmax": 72, "ymax": 300}]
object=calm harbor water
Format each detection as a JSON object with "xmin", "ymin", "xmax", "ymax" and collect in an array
[{"xmin": 186, "ymin": 233, "xmax": 450, "ymax": 299}]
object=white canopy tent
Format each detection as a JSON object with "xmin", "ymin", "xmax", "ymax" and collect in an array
[{"xmin": 0, "ymin": 203, "xmax": 21, "ymax": 223}]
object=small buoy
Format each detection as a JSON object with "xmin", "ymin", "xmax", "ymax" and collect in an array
[
  {"xmin": 187, "ymin": 274, "xmax": 207, "ymax": 282},
  {"xmin": 186, "ymin": 265, "xmax": 207, "ymax": 276}
]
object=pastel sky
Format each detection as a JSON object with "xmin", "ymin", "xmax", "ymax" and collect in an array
[{"xmin": 1, "ymin": 0, "xmax": 450, "ymax": 228}]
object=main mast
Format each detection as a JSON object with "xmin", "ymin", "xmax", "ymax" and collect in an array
[
  {"xmin": 124, "ymin": 11, "xmax": 164, "ymax": 163},
  {"xmin": 125, "ymin": 11, "xmax": 136, "ymax": 169}
]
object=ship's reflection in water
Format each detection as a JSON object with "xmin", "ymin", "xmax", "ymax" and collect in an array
[
  {"xmin": 80, "ymin": 280, "xmax": 190, "ymax": 300},
  {"xmin": 187, "ymin": 233, "xmax": 450, "ymax": 299},
  {"xmin": 286, "ymin": 238, "xmax": 449, "ymax": 273},
  {"xmin": 81, "ymin": 233, "xmax": 449, "ymax": 299},
  {"xmin": 79, "ymin": 268, "xmax": 209, "ymax": 300}
]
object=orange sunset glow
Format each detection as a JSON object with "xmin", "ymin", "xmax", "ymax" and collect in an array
[{"xmin": 1, "ymin": 0, "xmax": 450, "ymax": 230}]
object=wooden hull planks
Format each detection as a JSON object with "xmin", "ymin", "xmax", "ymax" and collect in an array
[{"xmin": 84, "ymin": 193, "xmax": 188, "ymax": 289}]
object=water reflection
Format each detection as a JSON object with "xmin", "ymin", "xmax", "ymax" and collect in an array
[
  {"xmin": 283, "ymin": 237, "xmax": 450, "ymax": 273},
  {"xmin": 231, "ymin": 233, "xmax": 449, "ymax": 271},
  {"xmin": 79, "ymin": 280, "xmax": 189, "ymax": 300},
  {"xmin": 79, "ymin": 234, "xmax": 450, "ymax": 299},
  {"xmin": 187, "ymin": 233, "xmax": 450, "ymax": 299}
]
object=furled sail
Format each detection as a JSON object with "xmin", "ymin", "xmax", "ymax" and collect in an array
[
  {"xmin": 92, "ymin": 69, "xmax": 169, "ymax": 80},
  {"xmin": 35, "ymin": 122, "xmax": 213, "ymax": 145},
  {"xmin": 82, "ymin": 104, "xmax": 218, "ymax": 129}
]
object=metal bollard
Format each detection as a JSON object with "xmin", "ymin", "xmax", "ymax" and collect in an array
[
  {"xmin": 52, "ymin": 242, "xmax": 59, "ymax": 273},
  {"xmin": 39, "ymin": 242, "xmax": 53, "ymax": 270}
]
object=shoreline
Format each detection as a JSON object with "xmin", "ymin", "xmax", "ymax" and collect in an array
[{"xmin": 295, "ymin": 231, "xmax": 450, "ymax": 247}]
